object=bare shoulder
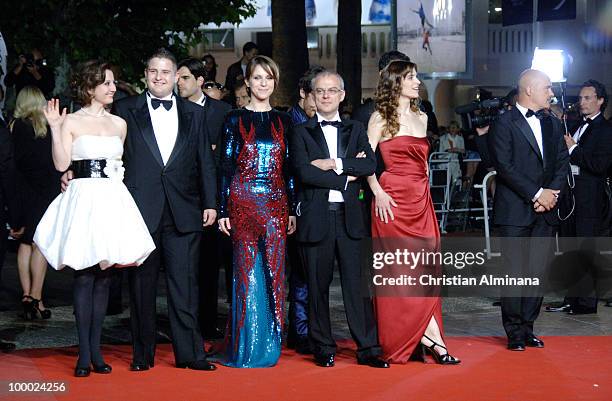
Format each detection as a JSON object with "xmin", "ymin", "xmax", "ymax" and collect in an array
[
  {"xmin": 108, "ymin": 113, "xmax": 127, "ymax": 128},
  {"xmin": 368, "ymin": 111, "xmax": 385, "ymax": 130}
]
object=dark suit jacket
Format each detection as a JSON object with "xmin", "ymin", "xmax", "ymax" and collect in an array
[
  {"xmin": 488, "ymin": 107, "xmax": 569, "ymax": 227},
  {"xmin": 224, "ymin": 61, "xmax": 244, "ymax": 92},
  {"xmin": 113, "ymin": 93, "xmax": 216, "ymax": 234},
  {"xmin": 0, "ymin": 119, "xmax": 21, "ymax": 228},
  {"xmin": 290, "ymin": 117, "xmax": 376, "ymax": 242},
  {"xmin": 201, "ymin": 96, "xmax": 231, "ymax": 163},
  {"xmin": 568, "ymin": 114, "xmax": 612, "ymax": 220}
]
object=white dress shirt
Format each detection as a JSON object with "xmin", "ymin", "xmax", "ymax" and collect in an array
[
  {"xmin": 196, "ymin": 93, "xmax": 207, "ymax": 107},
  {"xmin": 316, "ymin": 112, "xmax": 348, "ymax": 202},
  {"xmin": 147, "ymin": 93, "xmax": 178, "ymax": 165},
  {"xmin": 515, "ymin": 102, "xmax": 545, "ymax": 201},
  {"xmin": 569, "ymin": 112, "xmax": 600, "ymax": 155}
]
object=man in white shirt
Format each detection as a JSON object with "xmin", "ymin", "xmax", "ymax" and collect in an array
[
  {"xmin": 488, "ymin": 69, "xmax": 569, "ymax": 351},
  {"xmin": 290, "ymin": 71, "xmax": 388, "ymax": 369},
  {"xmin": 177, "ymin": 57, "xmax": 231, "ymax": 339},
  {"xmin": 114, "ymin": 48, "xmax": 217, "ymax": 371}
]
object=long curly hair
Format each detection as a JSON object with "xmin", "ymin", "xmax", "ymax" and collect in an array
[{"xmin": 374, "ymin": 60, "xmax": 421, "ymax": 138}]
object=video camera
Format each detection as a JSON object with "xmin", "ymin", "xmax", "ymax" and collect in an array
[{"xmin": 455, "ymin": 96, "xmax": 511, "ymax": 130}]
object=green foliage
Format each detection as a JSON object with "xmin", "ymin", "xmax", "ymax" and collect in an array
[{"xmin": 0, "ymin": 0, "xmax": 256, "ymax": 84}]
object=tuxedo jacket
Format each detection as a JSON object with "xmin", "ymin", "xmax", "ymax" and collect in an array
[
  {"xmin": 0, "ymin": 119, "xmax": 21, "ymax": 228},
  {"xmin": 290, "ymin": 117, "xmax": 376, "ymax": 242},
  {"xmin": 567, "ymin": 114, "xmax": 612, "ymax": 219},
  {"xmin": 201, "ymin": 96, "xmax": 231, "ymax": 157},
  {"xmin": 113, "ymin": 93, "xmax": 216, "ymax": 234},
  {"xmin": 488, "ymin": 107, "xmax": 569, "ymax": 227}
]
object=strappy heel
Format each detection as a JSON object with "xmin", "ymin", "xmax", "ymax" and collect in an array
[
  {"xmin": 30, "ymin": 299, "xmax": 51, "ymax": 319},
  {"xmin": 21, "ymin": 295, "xmax": 34, "ymax": 320},
  {"xmin": 421, "ymin": 334, "xmax": 460, "ymax": 365}
]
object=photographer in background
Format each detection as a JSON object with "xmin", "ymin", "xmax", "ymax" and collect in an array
[{"xmin": 5, "ymin": 49, "xmax": 54, "ymax": 98}]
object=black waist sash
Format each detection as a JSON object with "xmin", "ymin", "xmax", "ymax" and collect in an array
[{"xmin": 72, "ymin": 159, "xmax": 108, "ymax": 179}]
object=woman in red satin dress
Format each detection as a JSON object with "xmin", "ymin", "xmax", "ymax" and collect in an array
[{"xmin": 366, "ymin": 60, "xmax": 460, "ymax": 365}]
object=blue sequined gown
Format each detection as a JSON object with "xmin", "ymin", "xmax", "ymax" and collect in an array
[{"xmin": 218, "ymin": 109, "xmax": 294, "ymax": 367}]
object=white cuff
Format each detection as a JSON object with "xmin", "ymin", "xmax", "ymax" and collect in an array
[
  {"xmin": 568, "ymin": 144, "xmax": 578, "ymax": 155},
  {"xmin": 344, "ymin": 177, "xmax": 349, "ymax": 191},
  {"xmin": 334, "ymin": 158, "xmax": 343, "ymax": 175},
  {"xmin": 532, "ymin": 187, "xmax": 543, "ymax": 202}
]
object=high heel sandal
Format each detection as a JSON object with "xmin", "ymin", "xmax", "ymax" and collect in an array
[
  {"xmin": 21, "ymin": 295, "xmax": 34, "ymax": 320},
  {"xmin": 30, "ymin": 299, "xmax": 51, "ymax": 319},
  {"xmin": 421, "ymin": 334, "xmax": 460, "ymax": 365}
]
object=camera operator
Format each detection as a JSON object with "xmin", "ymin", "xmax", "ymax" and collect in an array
[
  {"xmin": 546, "ymin": 79, "xmax": 612, "ymax": 315},
  {"xmin": 5, "ymin": 49, "xmax": 54, "ymax": 98}
]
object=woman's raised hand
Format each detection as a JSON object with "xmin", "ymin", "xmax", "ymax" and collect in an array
[{"xmin": 43, "ymin": 99, "xmax": 67, "ymax": 130}]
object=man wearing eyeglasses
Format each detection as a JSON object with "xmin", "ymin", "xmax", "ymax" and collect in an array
[{"xmin": 290, "ymin": 71, "xmax": 388, "ymax": 369}]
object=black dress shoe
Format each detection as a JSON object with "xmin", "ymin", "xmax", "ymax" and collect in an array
[
  {"xmin": 508, "ymin": 342, "xmax": 525, "ymax": 351},
  {"xmin": 176, "ymin": 360, "xmax": 217, "ymax": 371},
  {"xmin": 0, "ymin": 340, "xmax": 16, "ymax": 352},
  {"xmin": 92, "ymin": 363, "xmax": 112, "ymax": 373},
  {"xmin": 203, "ymin": 327, "xmax": 224, "ymax": 340},
  {"xmin": 314, "ymin": 353, "xmax": 335, "ymax": 367},
  {"xmin": 357, "ymin": 356, "xmax": 390, "ymax": 368},
  {"xmin": 545, "ymin": 303, "xmax": 571, "ymax": 312},
  {"xmin": 74, "ymin": 366, "xmax": 91, "ymax": 377},
  {"xmin": 129, "ymin": 362, "xmax": 150, "ymax": 371},
  {"xmin": 568, "ymin": 307, "xmax": 597, "ymax": 315},
  {"xmin": 295, "ymin": 337, "xmax": 313, "ymax": 355},
  {"xmin": 525, "ymin": 336, "xmax": 544, "ymax": 348}
]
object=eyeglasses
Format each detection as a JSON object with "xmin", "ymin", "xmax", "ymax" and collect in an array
[
  {"xmin": 204, "ymin": 82, "xmax": 224, "ymax": 90},
  {"xmin": 313, "ymin": 87, "xmax": 343, "ymax": 96}
]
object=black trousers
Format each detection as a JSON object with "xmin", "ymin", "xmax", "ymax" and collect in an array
[
  {"xmin": 300, "ymin": 206, "xmax": 381, "ymax": 359},
  {"xmin": 498, "ymin": 217, "xmax": 554, "ymax": 344},
  {"xmin": 129, "ymin": 202, "xmax": 205, "ymax": 365},
  {"xmin": 560, "ymin": 213, "xmax": 603, "ymax": 311},
  {"xmin": 199, "ymin": 225, "xmax": 220, "ymax": 333}
]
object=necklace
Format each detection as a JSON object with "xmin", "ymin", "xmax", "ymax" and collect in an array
[{"xmin": 80, "ymin": 107, "xmax": 106, "ymax": 117}]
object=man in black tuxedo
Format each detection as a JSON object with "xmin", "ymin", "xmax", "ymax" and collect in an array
[
  {"xmin": 177, "ymin": 57, "xmax": 231, "ymax": 339},
  {"xmin": 0, "ymin": 113, "xmax": 20, "ymax": 352},
  {"xmin": 224, "ymin": 42, "xmax": 258, "ymax": 93},
  {"xmin": 488, "ymin": 69, "xmax": 569, "ymax": 351},
  {"xmin": 547, "ymin": 80, "xmax": 612, "ymax": 314},
  {"xmin": 291, "ymin": 71, "xmax": 388, "ymax": 368},
  {"xmin": 113, "ymin": 49, "xmax": 217, "ymax": 371}
]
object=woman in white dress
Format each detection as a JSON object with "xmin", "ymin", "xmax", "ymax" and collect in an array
[{"xmin": 34, "ymin": 60, "xmax": 155, "ymax": 377}]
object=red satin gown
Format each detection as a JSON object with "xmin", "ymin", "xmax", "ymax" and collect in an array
[{"xmin": 372, "ymin": 135, "xmax": 444, "ymax": 363}]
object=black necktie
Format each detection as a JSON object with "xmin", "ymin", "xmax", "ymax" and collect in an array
[
  {"xmin": 525, "ymin": 109, "xmax": 545, "ymax": 119},
  {"xmin": 151, "ymin": 98, "xmax": 173, "ymax": 111},
  {"xmin": 320, "ymin": 120, "xmax": 342, "ymax": 128}
]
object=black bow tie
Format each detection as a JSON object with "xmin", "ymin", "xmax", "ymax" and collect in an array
[
  {"xmin": 525, "ymin": 109, "xmax": 545, "ymax": 119},
  {"xmin": 151, "ymin": 98, "xmax": 173, "ymax": 111},
  {"xmin": 320, "ymin": 120, "xmax": 342, "ymax": 128},
  {"xmin": 580, "ymin": 117, "xmax": 593, "ymax": 127}
]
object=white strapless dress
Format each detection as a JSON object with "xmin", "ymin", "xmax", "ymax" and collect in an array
[{"xmin": 34, "ymin": 135, "xmax": 155, "ymax": 270}]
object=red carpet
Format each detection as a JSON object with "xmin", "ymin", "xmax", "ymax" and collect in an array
[{"xmin": 1, "ymin": 337, "xmax": 610, "ymax": 401}]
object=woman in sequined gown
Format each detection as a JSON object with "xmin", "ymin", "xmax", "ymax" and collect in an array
[
  {"xmin": 218, "ymin": 56, "xmax": 296, "ymax": 368},
  {"xmin": 366, "ymin": 60, "xmax": 460, "ymax": 365}
]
